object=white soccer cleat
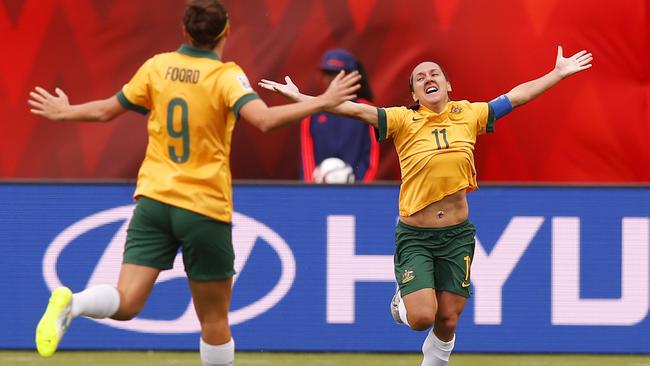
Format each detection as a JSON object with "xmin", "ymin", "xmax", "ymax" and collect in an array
[
  {"xmin": 390, "ymin": 286, "xmax": 404, "ymax": 324},
  {"xmin": 36, "ymin": 287, "xmax": 73, "ymax": 357}
]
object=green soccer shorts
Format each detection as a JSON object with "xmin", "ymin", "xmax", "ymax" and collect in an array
[
  {"xmin": 394, "ymin": 220, "xmax": 476, "ymax": 298},
  {"xmin": 123, "ymin": 196, "xmax": 235, "ymax": 280}
]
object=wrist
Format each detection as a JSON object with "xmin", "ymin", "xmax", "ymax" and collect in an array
[
  {"xmin": 315, "ymin": 94, "xmax": 331, "ymax": 110},
  {"xmin": 60, "ymin": 106, "xmax": 72, "ymax": 121},
  {"xmin": 551, "ymin": 67, "xmax": 565, "ymax": 80},
  {"xmin": 295, "ymin": 92, "xmax": 307, "ymax": 103}
]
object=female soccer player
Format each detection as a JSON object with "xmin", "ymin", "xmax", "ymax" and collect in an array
[
  {"xmin": 28, "ymin": 0, "xmax": 359, "ymax": 365},
  {"xmin": 260, "ymin": 45, "xmax": 592, "ymax": 365}
]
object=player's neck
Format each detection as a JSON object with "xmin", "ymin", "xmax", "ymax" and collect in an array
[
  {"xmin": 213, "ymin": 39, "xmax": 226, "ymax": 60},
  {"xmin": 421, "ymin": 99, "xmax": 449, "ymax": 114}
]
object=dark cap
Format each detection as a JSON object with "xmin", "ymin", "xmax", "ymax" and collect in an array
[{"xmin": 320, "ymin": 48, "xmax": 358, "ymax": 72}]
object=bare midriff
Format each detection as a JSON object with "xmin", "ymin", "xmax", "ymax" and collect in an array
[{"xmin": 399, "ymin": 189, "xmax": 468, "ymax": 228}]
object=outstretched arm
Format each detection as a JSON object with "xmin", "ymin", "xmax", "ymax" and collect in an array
[
  {"xmin": 28, "ymin": 87, "xmax": 127, "ymax": 122},
  {"xmin": 241, "ymin": 71, "xmax": 361, "ymax": 132},
  {"xmin": 506, "ymin": 46, "xmax": 593, "ymax": 109},
  {"xmin": 258, "ymin": 76, "xmax": 379, "ymax": 128}
]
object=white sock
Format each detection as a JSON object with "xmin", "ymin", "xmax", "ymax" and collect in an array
[
  {"xmin": 71, "ymin": 285, "xmax": 120, "ymax": 319},
  {"xmin": 200, "ymin": 338, "xmax": 235, "ymax": 366},
  {"xmin": 397, "ymin": 295, "xmax": 410, "ymax": 326},
  {"xmin": 421, "ymin": 331, "xmax": 455, "ymax": 366}
]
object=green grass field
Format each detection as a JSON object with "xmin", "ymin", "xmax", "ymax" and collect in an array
[{"xmin": 2, "ymin": 351, "xmax": 650, "ymax": 366}]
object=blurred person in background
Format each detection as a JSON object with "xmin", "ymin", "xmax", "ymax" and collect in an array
[
  {"xmin": 27, "ymin": 0, "xmax": 359, "ymax": 364},
  {"xmin": 301, "ymin": 49, "xmax": 379, "ymax": 183},
  {"xmin": 260, "ymin": 45, "xmax": 592, "ymax": 366}
]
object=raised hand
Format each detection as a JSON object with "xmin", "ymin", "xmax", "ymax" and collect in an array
[
  {"xmin": 555, "ymin": 46, "xmax": 593, "ymax": 78},
  {"xmin": 28, "ymin": 87, "xmax": 70, "ymax": 120},
  {"xmin": 319, "ymin": 71, "xmax": 361, "ymax": 108},
  {"xmin": 258, "ymin": 76, "xmax": 302, "ymax": 101}
]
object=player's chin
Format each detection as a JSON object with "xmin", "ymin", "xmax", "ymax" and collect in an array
[{"xmin": 422, "ymin": 93, "xmax": 445, "ymax": 104}]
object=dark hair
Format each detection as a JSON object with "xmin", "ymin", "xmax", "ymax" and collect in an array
[
  {"xmin": 406, "ymin": 63, "xmax": 449, "ymax": 110},
  {"xmin": 183, "ymin": 0, "xmax": 229, "ymax": 49},
  {"xmin": 323, "ymin": 61, "xmax": 374, "ymax": 102},
  {"xmin": 355, "ymin": 62, "xmax": 374, "ymax": 102}
]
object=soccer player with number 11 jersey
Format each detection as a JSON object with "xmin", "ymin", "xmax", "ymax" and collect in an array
[{"xmin": 260, "ymin": 45, "xmax": 593, "ymax": 365}]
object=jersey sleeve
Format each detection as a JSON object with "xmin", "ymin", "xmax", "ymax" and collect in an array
[
  {"xmin": 116, "ymin": 57, "xmax": 153, "ymax": 115},
  {"xmin": 471, "ymin": 102, "xmax": 495, "ymax": 135},
  {"xmin": 220, "ymin": 65, "xmax": 260, "ymax": 119},
  {"xmin": 375, "ymin": 106, "xmax": 409, "ymax": 141}
]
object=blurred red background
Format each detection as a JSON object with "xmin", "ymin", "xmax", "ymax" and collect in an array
[{"xmin": 1, "ymin": 0, "xmax": 648, "ymax": 182}]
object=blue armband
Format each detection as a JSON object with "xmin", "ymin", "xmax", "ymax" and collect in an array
[{"xmin": 488, "ymin": 94, "xmax": 513, "ymax": 120}]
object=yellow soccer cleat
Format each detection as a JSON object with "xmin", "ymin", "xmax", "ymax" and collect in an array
[{"xmin": 35, "ymin": 287, "xmax": 73, "ymax": 357}]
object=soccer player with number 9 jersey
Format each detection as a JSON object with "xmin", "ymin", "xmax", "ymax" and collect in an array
[{"xmin": 28, "ymin": 0, "xmax": 360, "ymax": 364}]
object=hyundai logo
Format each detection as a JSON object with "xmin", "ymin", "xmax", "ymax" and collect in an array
[{"xmin": 42, "ymin": 205, "xmax": 296, "ymax": 333}]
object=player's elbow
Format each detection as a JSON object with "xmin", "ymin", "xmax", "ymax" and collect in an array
[
  {"xmin": 257, "ymin": 122, "xmax": 274, "ymax": 133},
  {"xmin": 246, "ymin": 116, "xmax": 275, "ymax": 133},
  {"xmin": 95, "ymin": 111, "xmax": 114, "ymax": 122},
  {"xmin": 95, "ymin": 99, "xmax": 124, "ymax": 122},
  {"xmin": 95, "ymin": 108, "xmax": 116, "ymax": 122},
  {"xmin": 505, "ymin": 91, "xmax": 528, "ymax": 109},
  {"xmin": 239, "ymin": 100, "xmax": 279, "ymax": 133}
]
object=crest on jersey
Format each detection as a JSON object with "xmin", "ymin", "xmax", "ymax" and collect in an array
[
  {"xmin": 237, "ymin": 75, "xmax": 253, "ymax": 91},
  {"xmin": 401, "ymin": 269, "xmax": 415, "ymax": 284},
  {"xmin": 451, "ymin": 105, "xmax": 462, "ymax": 114}
]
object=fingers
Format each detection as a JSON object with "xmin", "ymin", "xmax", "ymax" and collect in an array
[
  {"xmin": 329, "ymin": 70, "xmax": 346, "ymax": 84},
  {"xmin": 259, "ymin": 79, "xmax": 280, "ymax": 87},
  {"xmin": 257, "ymin": 84, "xmax": 274, "ymax": 91},
  {"xmin": 55, "ymin": 87, "xmax": 67, "ymax": 98},
  {"xmin": 258, "ymin": 79, "xmax": 283, "ymax": 92},
  {"xmin": 285, "ymin": 76, "xmax": 297, "ymax": 87},
  {"xmin": 342, "ymin": 70, "xmax": 360, "ymax": 80},
  {"xmin": 257, "ymin": 80, "xmax": 278, "ymax": 91},
  {"xmin": 34, "ymin": 86, "xmax": 54, "ymax": 98},
  {"xmin": 332, "ymin": 70, "xmax": 360, "ymax": 83},
  {"xmin": 342, "ymin": 84, "xmax": 361, "ymax": 95},
  {"xmin": 29, "ymin": 91, "xmax": 47, "ymax": 104},
  {"xmin": 557, "ymin": 45, "xmax": 563, "ymax": 58},
  {"xmin": 342, "ymin": 93, "xmax": 358, "ymax": 101},
  {"xmin": 27, "ymin": 99, "xmax": 44, "ymax": 109},
  {"xmin": 578, "ymin": 58, "xmax": 593, "ymax": 67},
  {"xmin": 576, "ymin": 53, "xmax": 593, "ymax": 64},
  {"xmin": 336, "ymin": 71, "xmax": 361, "ymax": 87},
  {"xmin": 571, "ymin": 50, "xmax": 588, "ymax": 59},
  {"xmin": 28, "ymin": 86, "xmax": 66, "ymax": 120}
]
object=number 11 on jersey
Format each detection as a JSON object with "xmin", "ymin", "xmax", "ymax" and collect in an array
[{"xmin": 432, "ymin": 128, "xmax": 449, "ymax": 149}]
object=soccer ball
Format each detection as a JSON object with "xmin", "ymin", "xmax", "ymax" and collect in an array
[{"xmin": 313, "ymin": 157, "xmax": 355, "ymax": 183}]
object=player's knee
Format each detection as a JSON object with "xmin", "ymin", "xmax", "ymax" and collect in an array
[
  {"xmin": 434, "ymin": 312, "xmax": 459, "ymax": 333},
  {"xmin": 200, "ymin": 318, "xmax": 229, "ymax": 335},
  {"xmin": 408, "ymin": 311, "xmax": 436, "ymax": 331}
]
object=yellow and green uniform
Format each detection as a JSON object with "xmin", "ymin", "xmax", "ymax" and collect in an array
[
  {"xmin": 377, "ymin": 100, "xmax": 495, "ymax": 297},
  {"xmin": 117, "ymin": 44, "xmax": 258, "ymax": 223},
  {"xmin": 375, "ymin": 101, "xmax": 494, "ymax": 217}
]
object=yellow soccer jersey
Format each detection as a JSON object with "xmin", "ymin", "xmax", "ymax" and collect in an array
[
  {"xmin": 376, "ymin": 101, "xmax": 495, "ymax": 217},
  {"xmin": 117, "ymin": 44, "xmax": 259, "ymax": 223}
]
